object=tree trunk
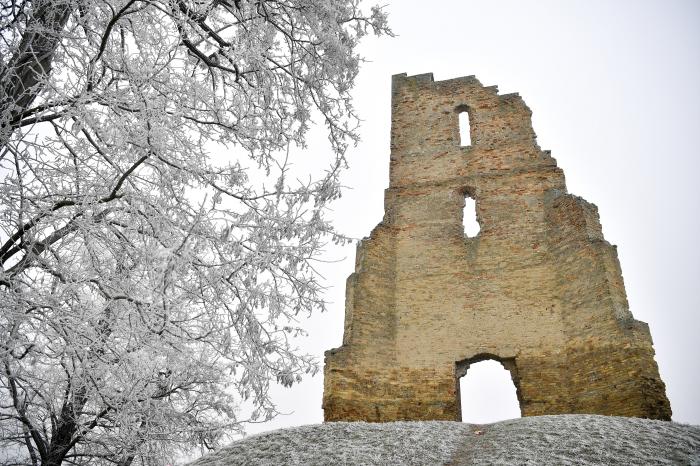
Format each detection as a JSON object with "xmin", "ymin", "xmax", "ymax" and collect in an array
[{"xmin": 0, "ymin": 0, "xmax": 72, "ymax": 148}]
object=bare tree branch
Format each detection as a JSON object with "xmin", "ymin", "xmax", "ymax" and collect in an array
[{"xmin": 0, "ymin": 0, "xmax": 391, "ymax": 463}]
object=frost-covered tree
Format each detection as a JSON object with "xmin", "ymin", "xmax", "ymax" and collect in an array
[{"xmin": 0, "ymin": 0, "xmax": 390, "ymax": 464}]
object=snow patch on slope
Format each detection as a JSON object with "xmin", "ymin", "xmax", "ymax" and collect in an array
[
  {"xmin": 188, "ymin": 415, "xmax": 700, "ymax": 465},
  {"xmin": 452, "ymin": 414, "xmax": 700, "ymax": 465}
]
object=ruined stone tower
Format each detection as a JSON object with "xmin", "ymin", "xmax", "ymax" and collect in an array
[{"xmin": 323, "ymin": 73, "xmax": 671, "ymax": 422}]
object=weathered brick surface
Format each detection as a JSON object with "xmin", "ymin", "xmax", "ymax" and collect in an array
[{"xmin": 323, "ymin": 73, "xmax": 671, "ymax": 422}]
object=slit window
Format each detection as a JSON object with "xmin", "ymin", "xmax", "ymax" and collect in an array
[
  {"xmin": 463, "ymin": 196, "xmax": 480, "ymax": 237},
  {"xmin": 458, "ymin": 109, "xmax": 471, "ymax": 146}
]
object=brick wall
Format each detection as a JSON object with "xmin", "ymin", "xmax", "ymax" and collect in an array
[{"xmin": 323, "ymin": 73, "xmax": 671, "ymax": 421}]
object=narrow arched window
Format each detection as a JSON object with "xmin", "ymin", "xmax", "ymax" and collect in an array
[
  {"xmin": 463, "ymin": 195, "xmax": 480, "ymax": 237},
  {"xmin": 456, "ymin": 105, "xmax": 472, "ymax": 146}
]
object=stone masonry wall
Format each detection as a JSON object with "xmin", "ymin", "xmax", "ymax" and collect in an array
[{"xmin": 323, "ymin": 73, "xmax": 671, "ymax": 422}]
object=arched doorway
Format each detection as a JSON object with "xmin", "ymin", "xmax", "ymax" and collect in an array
[{"xmin": 456, "ymin": 355, "xmax": 522, "ymax": 423}]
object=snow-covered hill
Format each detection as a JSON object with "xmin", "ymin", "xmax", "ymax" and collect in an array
[{"xmin": 188, "ymin": 414, "xmax": 699, "ymax": 465}]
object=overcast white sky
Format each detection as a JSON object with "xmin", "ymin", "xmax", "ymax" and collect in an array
[{"xmin": 244, "ymin": 0, "xmax": 700, "ymax": 435}]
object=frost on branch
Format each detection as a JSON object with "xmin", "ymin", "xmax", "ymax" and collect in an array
[{"xmin": 0, "ymin": 0, "xmax": 391, "ymax": 464}]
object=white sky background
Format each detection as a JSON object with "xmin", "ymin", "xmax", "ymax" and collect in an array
[{"xmin": 242, "ymin": 0, "xmax": 700, "ymax": 435}]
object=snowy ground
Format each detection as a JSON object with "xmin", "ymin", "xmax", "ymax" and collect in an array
[{"xmin": 188, "ymin": 414, "xmax": 700, "ymax": 465}]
